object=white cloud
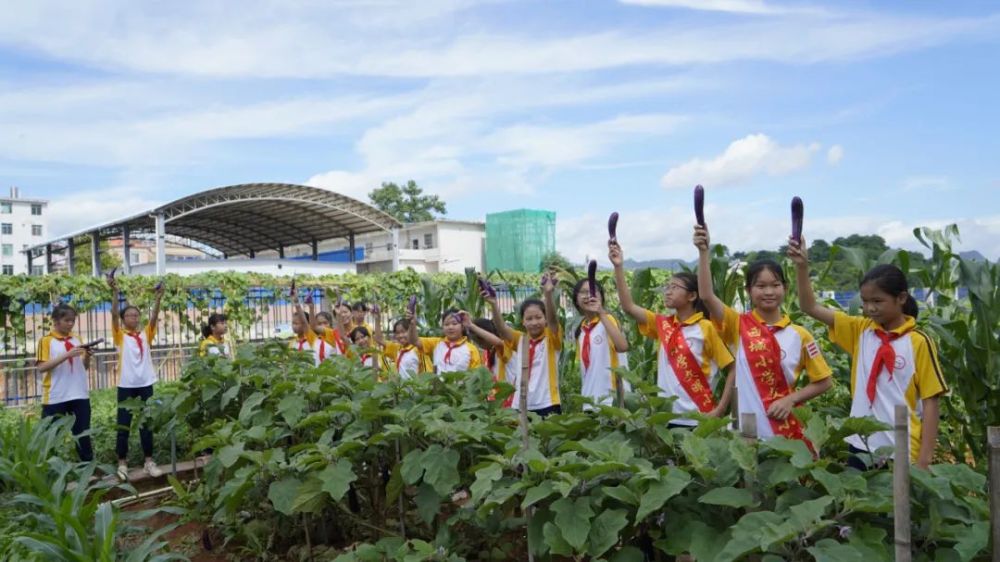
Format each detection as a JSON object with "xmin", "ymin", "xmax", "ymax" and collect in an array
[
  {"xmin": 660, "ymin": 134, "xmax": 821, "ymax": 190},
  {"xmin": 45, "ymin": 186, "xmax": 161, "ymax": 238},
  {"xmin": 618, "ymin": 0, "xmax": 812, "ymax": 15},
  {"xmin": 0, "ymin": 3, "xmax": 995, "ymax": 78},
  {"xmin": 902, "ymin": 176, "xmax": 954, "ymax": 192},
  {"xmin": 826, "ymin": 145, "xmax": 844, "ymax": 165}
]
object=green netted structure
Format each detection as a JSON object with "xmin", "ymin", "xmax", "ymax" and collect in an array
[{"xmin": 485, "ymin": 209, "xmax": 556, "ymax": 273}]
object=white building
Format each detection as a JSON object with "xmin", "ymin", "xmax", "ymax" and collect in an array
[
  {"xmin": 1, "ymin": 187, "xmax": 48, "ymax": 275},
  {"xmin": 284, "ymin": 219, "xmax": 486, "ymax": 274}
]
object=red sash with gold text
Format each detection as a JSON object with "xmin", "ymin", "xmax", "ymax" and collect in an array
[
  {"xmin": 657, "ymin": 315, "xmax": 716, "ymax": 413},
  {"xmin": 738, "ymin": 313, "xmax": 810, "ymax": 446}
]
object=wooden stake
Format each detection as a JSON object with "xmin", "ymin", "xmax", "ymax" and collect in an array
[
  {"xmin": 740, "ymin": 413, "xmax": 757, "ymax": 442},
  {"xmin": 894, "ymin": 405, "xmax": 911, "ymax": 562},
  {"xmin": 614, "ymin": 372, "xmax": 625, "ymax": 409},
  {"xmin": 988, "ymin": 426, "xmax": 1000, "ymax": 562},
  {"xmin": 518, "ymin": 334, "xmax": 534, "ymax": 562}
]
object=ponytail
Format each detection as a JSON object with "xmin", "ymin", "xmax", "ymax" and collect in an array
[
  {"xmin": 202, "ymin": 313, "xmax": 227, "ymax": 339},
  {"xmin": 903, "ymin": 294, "xmax": 919, "ymax": 319},
  {"xmin": 200, "ymin": 323, "xmax": 211, "ymax": 339}
]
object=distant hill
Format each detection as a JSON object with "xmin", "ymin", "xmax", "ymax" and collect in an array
[
  {"xmin": 959, "ymin": 250, "xmax": 987, "ymax": 262},
  {"xmin": 621, "ymin": 258, "xmax": 691, "ymax": 271}
]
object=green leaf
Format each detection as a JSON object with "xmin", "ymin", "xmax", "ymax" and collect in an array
[
  {"xmin": 238, "ymin": 391, "xmax": 267, "ymax": 425},
  {"xmin": 635, "ymin": 468, "xmax": 691, "ymax": 522},
  {"xmin": 698, "ymin": 486, "xmax": 757, "ymax": 508},
  {"xmin": 587, "ymin": 508, "xmax": 629, "ymax": 557},
  {"xmin": 609, "ymin": 546, "xmax": 645, "ymax": 562},
  {"xmin": 929, "ymin": 463, "xmax": 987, "ymax": 493},
  {"xmin": 763, "ymin": 437, "xmax": 815, "ymax": 468},
  {"xmin": 414, "ymin": 483, "xmax": 440, "ymax": 525},
  {"xmin": 803, "ymin": 414, "xmax": 830, "ymax": 452},
  {"xmin": 807, "ymin": 539, "xmax": 865, "ymax": 562},
  {"xmin": 715, "ymin": 511, "xmax": 784, "ymax": 561},
  {"xmin": 268, "ymin": 477, "xmax": 302, "ymax": 516},
  {"xmin": 542, "ymin": 522, "xmax": 574, "ymax": 556},
  {"xmin": 470, "ymin": 463, "xmax": 503, "ymax": 504},
  {"xmin": 422, "ymin": 445, "xmax": 460, "ymax": 495},
  {"xmin": 551, "ymin": 496, "xmax": 594, "ymax": 551},
  {"xmin": 728, "ymin": 438, "xmax": 758, "ymax": 473},
  {"xmin": 277, "ymin": 394, "xmax": 307, "ymax": 427},
  {"xmin": 522, "ymin": 481, "xmax": 557, "ymax": 509},
  {"xmin": 217, "ymin": 442, "xmax": 245, "ymax": 468},
  {"xmin": 602, "ymin": 485, "xmax": 639, "ymax": 506},
  {"xmin": 401, "ymin": 449, "xmax": 426, "ymax": 485},
  {"xmin": 319, "ymin": 459, "xmax": 357, "ymax": 502}
]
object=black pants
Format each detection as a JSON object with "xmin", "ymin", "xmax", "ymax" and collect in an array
[
  {"xmin": 531, "ymin": 404, "xmax": 562, "ymax": 418},
  {"xmin": 116, "ymin": 385, "xmax": 154, "ymax": 460},
  {"xmin": 41, "ymin": 399, "xmax": 93, "ymax": 462}
]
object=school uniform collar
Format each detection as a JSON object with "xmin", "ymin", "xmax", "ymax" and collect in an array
[
  {"xmin": 207, "ymin": 335, "xmax": 224, "ymax": 344},
  {"xmin": 877, "ymin": 315, "xmax": 916, "ymax": 335},
  {"xmin": 751, "ymin": 309, "xmax": 791, "ymax": 329},
  {"xmin": 445, "ymin": 336, "xmax": 468, "ymax": 347},
  {"xmin": 49, "ymin": 330, "xmax": 75, "ymax": 340},
  {"xmin": 676, "ymin": 311, "xmax": 704, "ymax": 326}
]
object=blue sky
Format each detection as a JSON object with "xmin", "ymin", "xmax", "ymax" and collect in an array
[{"xmin": 1, "ymin": 0, "xmax": 997, "ymax": 262}]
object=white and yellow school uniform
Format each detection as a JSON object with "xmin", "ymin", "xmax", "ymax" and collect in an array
[
  {"xmin": 638, "ymin": 310, "xmax": 733, "ymax": 425},
  {"xmin": 418, "ymin": 336, "xmax": 482, "ymax": 373},
  {"xmin": 198, "ymin": 335, "xmax": 231, "ymax": 358},
  {"xmin": 113, "ymin": 325, "xmax": 158, "ymax": 388},
  {"xmin": 577, "ymin": 316, "xmax": 630, "ymax": 409},
  {"xmin": 504, "ymin": 327, "xmax": 562, "ymax": 411},
  {"xmin": 717, "ymin": 306, "xmax": 832, "ymax": 439},
  {"xmin": 319, "ymin": 328, "xmax": 347, "ymax": 360},
  {"xmin": 290, "ymin": 327, "xmax": 328, "ymax": 366},
  {"xmin": 36, "ymin": 331, "xmax": 89, "ymax": 405},
  {"xmin": 384, "ymin": 341, "xmax": 427, "ymax": 379},
  {"xmin": 829, "ymin": 312, "xmax": 947, "ymax": 461}
]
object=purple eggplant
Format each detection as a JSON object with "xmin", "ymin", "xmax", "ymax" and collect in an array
[
  {"xmin": 371, "ymin": 303, "xmax": 380, "ymax": 315},
  {"xmin": 289, "ymin": 277, "xmax": 296, "ymax": 295},
  {"xmin": 304, "ymin": 290, "xmax": 313, "ymax": 305},
  {"xmin": 477, "ymin": 276, "xmax": 496, "ymax": 298},
  {"xmin": 791, "ymin": 196, "xmax": 804, "ymax": 244},
  {"xmin": 694, "ymin": 185, "xmax": 705, "ymax": 227},
  {"xmin": 153, "ymin": 281, "xmax": 164, "ymax": 292},
  {"xmin": 587, "ymin": 260, "xmax": 598, "ymax": 298},
  {"xmin": 407, "ymin": 295, "xmax": 417, "ymax": 315},
  {"xmin": 608, "ymin": 212, "xmax": 619, "ymax": 241}
]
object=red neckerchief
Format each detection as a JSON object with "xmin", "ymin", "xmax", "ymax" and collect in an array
[
  {"xmin": 126, "ymin": 331, "xmax": 144, "ymax": 361},
  {"xmin": 526, "ymin": 335, "xmax": 544, "ymax": 383},
  {"xmin": 53, "ymin": 333, "xmax": 76, "ymax": 367},
  {"xmin": 443, "ymin": 338, "xmax": 467, "ymax": 365},
  {"xmin": 297, "ymin": 338, "xmax": 307, "ymax": 351},
  {"xmin": 580, "ymin": 319, "xmax": 598, "ymax": 371},
  {"xmin": 868, "ymin": 328, "xmax": 910, "ymax": 404},
  {"xmin": 317, "ymin": 338, "xmax": 327, "ymax": 362},
  {"xmin": 396, "ymin": 344, "xmax": 416, "ymax": 372}
]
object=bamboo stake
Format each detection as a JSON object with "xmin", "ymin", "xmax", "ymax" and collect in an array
[
  {"xmin": 894, "ymin": 405, "xmax": 911, "ymax": 562},
  {"xmin": 988, "ymin": 426, "xmax": 999, "ymax": 562},
  {"xmin": 518, "ymin": 334, "xmax": 534, "ymax": 562}
]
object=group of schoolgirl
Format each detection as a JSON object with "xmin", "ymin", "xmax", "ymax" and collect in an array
[
  {"xmin": 35, "ymin": 273, "xmax": 167, "ymax": 480},
  {"xmin": 373, "ymin": 207, "xmax": 946, "ymax": 469}
]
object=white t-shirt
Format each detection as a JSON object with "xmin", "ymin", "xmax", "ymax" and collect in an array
[
  {"xmin": 36, "ymin": 331, "xmax": 89, "ymax": 405},
  {"xmin": 114, "ymin": 325, "xmax": 158, "ymax": 388},
  {"xmin": 577, "ymin": 317, "xmax": 630, "ymax": 409}
]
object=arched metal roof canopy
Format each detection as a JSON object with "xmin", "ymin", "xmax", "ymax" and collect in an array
[{"xmin": 27, "ymin": 183, "xmax": 403, "ymax": 274}]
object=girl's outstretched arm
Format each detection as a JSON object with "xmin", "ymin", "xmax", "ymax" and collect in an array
[
  {"xmin": 693, "ymin": 224, "xmax": 726, "ymax": 321},
  {"xmin": 787, "ymin": 237, "xmax": 836, "ymax": 327},
  {"xmin": 483, "ymin": 287, "xmax": 515, "ymax": 342},
  {"xmin": 542, "ymin": 274, "xmax": 561, "ymax": 335},
  {"xmin": 609, "ymin": 241, "xmax": 649, "ymax": 324}
]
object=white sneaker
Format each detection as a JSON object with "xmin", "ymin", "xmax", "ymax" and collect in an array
[
  {"xmin": 144, "ymin": 460, "xmax": 164, "ymax": 478},
  {"xmin": 116, "ymin": 464, "xmax": 129, "ymax": 481}
]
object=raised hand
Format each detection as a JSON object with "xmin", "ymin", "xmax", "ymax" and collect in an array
[
  {"xmin": 608, "ymin": 241, "xmax": 623, "ymax": 267},
  {"xmin": 693, "ymin": 224, "xmax": 711, "ymax": 252}
]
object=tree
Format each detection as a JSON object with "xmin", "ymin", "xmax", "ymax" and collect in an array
[
  {"xmin": 74, "ymin": 238, "xmax": 122, "ymax": 275},
  {"xmin": 539, "ymin": 251, "xmax": 574, "ymax": 272},
  {"xmin": 368, "ymin": 180, "xmax": 446, "ymax": 223}
]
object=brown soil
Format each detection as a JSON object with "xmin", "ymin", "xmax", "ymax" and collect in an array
[{"xmin": 119, "ymin": 497, "xmax": 230, "ymax": 561}]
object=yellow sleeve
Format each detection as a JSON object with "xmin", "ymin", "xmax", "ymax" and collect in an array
[
  {"xmin": 112, "ymin": 326, "xmax": 124, "ymax": 347},
  {"xmin": 701, "ymin": 320, "xmax": 734, "ymax": 370},
  {"xmin": 198, "ymin": 339, "xmax": 209, "ymax": 357},
  {"xmin": 637, "ymin": 309, "xmax": 659, "ymax": 340},
  {"xmin": 145, "ymin": 324, "xmax": 157, "ymax": 344},
  {"xmin": 547, "ymin": 326, "xmax": 563, "ymax": 351},
  {"xmin": 306, "ymin": 327, "xmax": 318, "ymax": 346},
  {"xmin": 384, "ymin": 341, "xmax": 400, "ymax": 358},
  {"xmin": 497, "ymin": 343, "xmax": 512, "ymax": 362},
  {"xmin": 419, "ymin": 337, "xmax": 441, "ymax": 356},
  {"xmin": 912, "ymin": 331, "xmax": 947, "ymax": 399},
  {"xmin": 508, "ymin": 330, "xmax": 523, "ymax": 351},
  {"xmin": 793, "ymin": 325, "xmax": 833, "ymax": 383},
  {"xmin": 829, "ymin": 311, "xmax": 866, "ymax": 356},
  {"xmin": 716, "ymin": 305, "xmax": 740, "ymax": 347},
  {"xmin": 36, "ymin": 336, "xmax": 50, "ymax": 362},
  {"xmin": 467, "ymin": 343, "xmax": 482, "ymax": 369}
]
